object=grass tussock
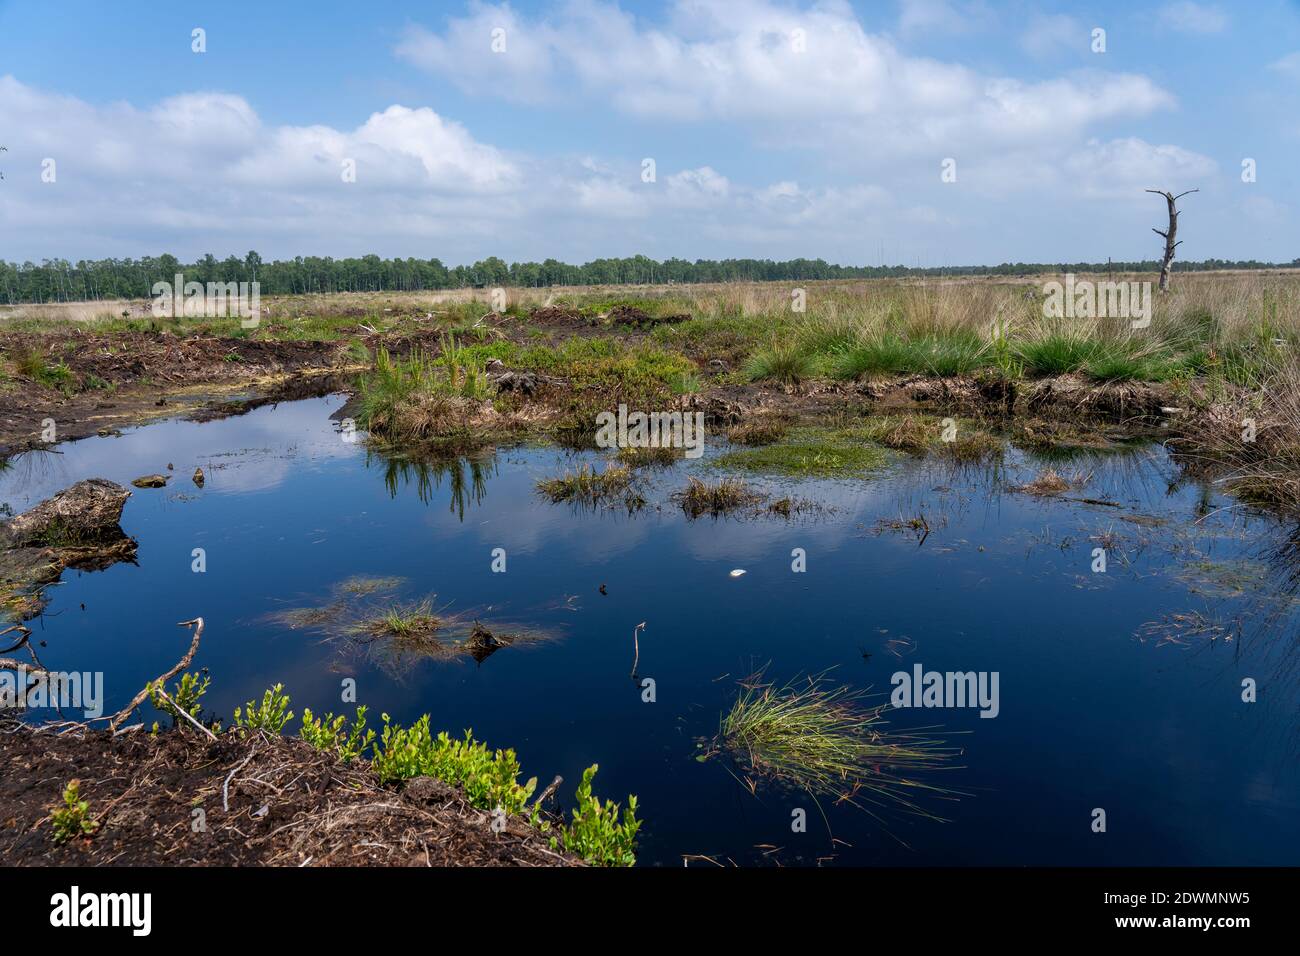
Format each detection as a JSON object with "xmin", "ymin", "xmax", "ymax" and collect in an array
[
  {"xmin": 940, "ymin": 430, "xmax": 1004, "ymax": 464},
  {"xmin": 349, "ymin": 600, "xmax": 443, "ymax": 641},
  {"xmin": 615, "ymin": 445, "xmax": 682, "ymax": 467},
  {"xmin": 676, "ymin": 476, "xmax": 761, "ymax": 518},
  {"xmin": 535, "ymin": 463, "xmax": 634, "ymax": 504},
  {"xmin": 834, "ymin": 415, "xmax": 936, "ymax": 453},
  {"xmin": 709, "ymin": 671, "xmax": 955, "ymax": 818},
  {"xmin": 744, "ymin": 339, "xmax": 816, "ymax": 385},
  {"xmin": 1015, "ymin": 468, "xmax": 1090, "ymax": 497},
  {"xmin": 727, "ymin": 414, "xmax": 795, "ymax": 446}
]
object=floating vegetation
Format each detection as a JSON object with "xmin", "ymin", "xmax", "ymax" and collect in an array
[
  {"xmin": 264, "ymin": 577, "xmax": 556, "ymax": 671},
  {"xmin": 1175, "ymin": 558, "xmax": 1274, "ymax": 601},
  {"xmin": 1135, "ymin": 610, "xmax": 1241, "ymax": 647},
  {"xmin": 349, "ymin": 599, "xmax": 443, "ymax": 640},
  {"xmin": 870, "ymin": 512, "xmax": 945, "ymax": 544},
  {"xmin": 714, "ymin": 442, "xmax": 886, "ymax": 478},
  {"xmin": 337, "ymin": 575, "xmax": 406, "ymax": 597},
  {"xmin": 701, "ymin": 670, "xmax": 957, "ymax": 822}
]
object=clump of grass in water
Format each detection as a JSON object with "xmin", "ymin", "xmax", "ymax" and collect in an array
[
  {"xmin": 615, "ymin": 445, "xmax": 681, "ymax": 468},
  {"xmin": 536, "ymin": 463, "xmax": 633, "ymax": 503},
  {"xmin": 350, "ymin": 600, "xmax": 442, "ymax": 640},
  {"xmin": 710, "ymin": 671, "xmax": 956, "ymax": 821},
  {"xmin": 833, "ymin": 415, "xmax": 935, "ymax": 453},
  {"xmin": 676, "ymin": 476, "xmax": 761, "ymax": 518},
  {"xmin": 1016, "ymin": 468, "xmax": 1089, "ymax": 497},
  {"xmin": 939, "ymin": 430, "xmax": 1004, "ymax": 464}
]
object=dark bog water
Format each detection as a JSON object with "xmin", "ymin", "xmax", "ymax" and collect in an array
[{"xmin": 4, "ymin": 395, "xmax": 1297, "ymax": 866}]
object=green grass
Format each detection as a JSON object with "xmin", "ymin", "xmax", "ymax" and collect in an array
[
  {"xmin": 676, "ymin": 476, "xmax": 760, "ymax": 518},
  {"xmin": 832, "ymin": 334, "xmax": 917, "ymax": 379},
  {"xmin": 712, "ymin": 671, "xmax": 954, "ymax": 817},
  {"xmin": 1014, "ymin": 333, "xmax": 1098, "ymax": 376},
  {"xmin": 535, "ymin": 463, "xmax": 634, "ymax": 503},
  {"xmin": 351, "ymin": 600, "xmax": 442, "ymax": 639},
  {"xmin": 744, "ymin": 339, "xmax": 816, "ymax": 385},
  {"xmin": 715, "ymin": 440, "xmax": 886, "ymax": 477}
]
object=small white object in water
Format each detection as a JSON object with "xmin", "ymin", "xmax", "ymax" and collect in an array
[{"xmin": 729, "ymin": 569, "xmax": 747, "ymax": 578}]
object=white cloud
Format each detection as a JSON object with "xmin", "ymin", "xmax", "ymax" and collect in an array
[
  {"xmin": 0, "ymin": 75, "xmax": 918, "ymax": 262},
  {"xmin": 1268, "ymin": 51, "xmax": 1300, "ymax": 80},
  {"xmin": 1019, "ymin": 14, "xmax": 1082, "ymax": 59},
  {"xmin": 1061, "ymin": 137, "xmax": 1218, "ymax": 199},
  {"xmin": 395, "ymin": 0, "xmax": 1175, "ymax": 162},
  {"xmin": 1158, "ymin": 2, "xmax": 1228, "ymax": 35}
]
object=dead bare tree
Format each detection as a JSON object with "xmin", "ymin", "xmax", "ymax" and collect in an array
[{"xmin": 1146, "ymin": 188, "xmax": 1199, "ymax": 292}]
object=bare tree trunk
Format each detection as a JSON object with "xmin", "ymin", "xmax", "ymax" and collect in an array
[{"xmin": 1146, "ymin": 188, "xmax": 1199, "ymax": 292}]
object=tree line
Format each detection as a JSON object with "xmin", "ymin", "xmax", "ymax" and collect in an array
[{"xmin": 2, "ymin": 251, "xmax": 1297, "ymax": 304}]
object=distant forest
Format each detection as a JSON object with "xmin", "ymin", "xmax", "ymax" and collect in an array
[{"xmin": 3, "ymin": 252, "xmax": 1298, "ymax": 304}]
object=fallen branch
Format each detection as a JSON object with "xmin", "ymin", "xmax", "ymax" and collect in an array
[
  {"xmin": 107, "ymin": 617, "xmax": 205, "ymax": 732},
  {"xmin": 152, "ymin": 685, "xmax": 217, "ymax": 741}
]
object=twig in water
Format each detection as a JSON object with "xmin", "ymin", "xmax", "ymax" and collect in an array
[
  {"xmin": 107, "ymin": 618, "xmax": 204, "ymax": 731},
  {"xmin": 630, "ymin": 621, "xmax": 647, "ymax": 678}
]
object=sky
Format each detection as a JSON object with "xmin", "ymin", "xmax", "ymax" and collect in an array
[{"xmin": 0, "ymin": 0, "xmax": 1297, "ymax": 267}]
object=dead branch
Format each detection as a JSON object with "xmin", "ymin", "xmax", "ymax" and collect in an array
[
  {"xmin": 152, "ymin": 685, "xmax": 217, "ymax": 741},
  {"xmin": 107, "ymin": 617, "xmax": 205, "ymax": 731}
]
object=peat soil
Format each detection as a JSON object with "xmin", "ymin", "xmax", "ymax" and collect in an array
[{"xmin": 0, "ymin": 720, "xmax": 578, "ymax": 867}]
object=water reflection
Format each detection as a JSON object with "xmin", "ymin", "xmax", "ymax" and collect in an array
[{"xmin": 371, "ymin": 449, "xmax": 497, "ymax": 519}]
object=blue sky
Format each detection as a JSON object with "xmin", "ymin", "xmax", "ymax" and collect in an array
[{"xmin": 1, "ymin": 0, "xmax": 1298, "ymax": 266}]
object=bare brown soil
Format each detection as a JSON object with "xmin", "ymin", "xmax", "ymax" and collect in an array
[
  {"xmin": 0, "ymin": 330, "xmax": 363, "ymax": 455},
  {"xmin": 0, "ymin": 721, "xmax": 578, "ymax": 867}
]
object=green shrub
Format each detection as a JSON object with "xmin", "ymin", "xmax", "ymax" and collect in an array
[
  {"xmin": 148, "ymin": 669, "xmax": 210, "ymax": 725},
  {"xmin": 234, "ymin": 683, "xmax": 294, "ymax": 734},
  {"xmin": 51, "ymin": 780, "xmax": 98, "ymax": 844},
  {"xmin": 561, "ymin": 764, "xmax": 640, "ymax": 867},
  {"xmin": 300, "ymin": 705, "xmax": 376, "ymax": 763},
  {"xmin": 371, "ymin": 716, "xmax": 538, "ymax": 815}
]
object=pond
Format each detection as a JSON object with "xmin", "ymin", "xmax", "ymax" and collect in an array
[{"xmin": 3, "ymin": 395, "xmax": 1297, "ymax": 866}]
